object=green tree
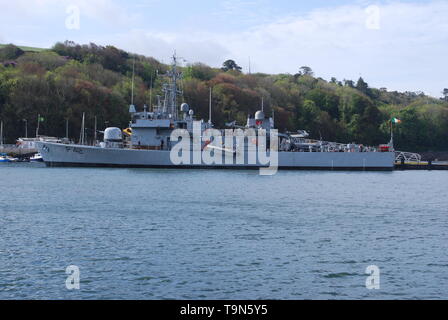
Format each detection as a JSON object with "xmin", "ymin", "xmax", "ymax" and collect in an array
[
  {"xmin": 298, "ymin": 99, "xmax": 321, "ymax": 134},
  {"xmin": 344, "ymin": 79, "xmax": 355, "ymax": 88},
  {"xmin": 17, "ymin": 52, "xmax": 67, "ymax": 70},
  {"xmin": 299, "ymin": 66, "xmax": 314, "ymax": 76},
  {"xmin": 305, "ymin": 88, "xmax": 340, "ymax": 119},
  {"xmin": 442, "ymin": 88, "xmax": 448, "ymax": 101},
  {"xmin": 393, "ymin": 108, "xmax": 429, "ymax": 152},
  {"xmin": 1, "ymin": 40, "xmax": 446, "ymax": 151},
  {"xmin": 356, "ymin": 77, "xmax": 369, "ymax": 95},
  {"xmin": 0, "ymin": 44, "xmax": 25, "ymax": 61},
  {"xmin": 184, "ymin": 63, "xmax": 217, "ymax": 81},
  {"xmin": 221, "ymin": 60, "xmax": 242, "ymax": 72}
]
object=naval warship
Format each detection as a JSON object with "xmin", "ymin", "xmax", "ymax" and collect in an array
[{"xmin": 36, "ymin": 55, "xmax": 395, "ymax": 172}]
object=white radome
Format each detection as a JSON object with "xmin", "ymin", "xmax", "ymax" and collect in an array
[
  {"xmin": 104, "ymin": 127, "xmax": 123, "ymax": 141},
  {"xmin": 255, "ymin": 110, "xmax": 265, "ymax": 121},
  {"xmin": 180, "ymin": 103, "xmax": 190, "ymax": 113}
]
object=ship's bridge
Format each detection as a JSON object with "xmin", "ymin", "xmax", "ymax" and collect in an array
[
  {"xmin": 129, "ymin": 109, "xmax": 175, "ymax": 150},
  {"xmin": 132, "ymin": 118, "xmax": 172, "ymax": 128}
]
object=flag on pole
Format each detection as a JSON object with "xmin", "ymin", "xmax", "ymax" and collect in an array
[{"xmin": 392, "ymin": 118, "xmax": 402, "ymax": 124}]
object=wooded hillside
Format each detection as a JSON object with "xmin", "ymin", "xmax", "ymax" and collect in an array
[{"xmin": 1, "ymin": 41, "xmax": 447, "ymax": 152}]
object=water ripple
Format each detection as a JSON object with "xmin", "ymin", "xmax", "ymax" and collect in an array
[{"xmin": 0, "ymin": 165, "xmax": 447, "ymax": 299}]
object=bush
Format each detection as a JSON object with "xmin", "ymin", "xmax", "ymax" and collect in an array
[{"xmin": 0, "ymin": 44, "xmax": 25, "ymax": 61}]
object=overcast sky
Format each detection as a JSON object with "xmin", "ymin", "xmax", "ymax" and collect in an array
[{"xmin": 0, "ymin": 0, "xmax": 446, "ymax": 97}]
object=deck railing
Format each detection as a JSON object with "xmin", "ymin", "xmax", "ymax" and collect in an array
[{"xmin": 395, "ymin": 151, "xmax": 422, "ymax": 163}]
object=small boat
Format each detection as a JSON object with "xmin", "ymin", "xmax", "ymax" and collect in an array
[
  {"xmin": 30, "ymin": 153, "xmax": 44, "ymax": 162},
  {"xmin": 0, "ymin": 154, "xmax": 18, "ymax": 163}
]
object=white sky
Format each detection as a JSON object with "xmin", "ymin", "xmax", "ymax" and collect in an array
[{"xmin": 0, "ymin": 0, "xmax": 447, "ymax": 97}]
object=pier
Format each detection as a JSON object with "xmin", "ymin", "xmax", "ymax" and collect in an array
[
  {"xmin": 395, "ymin": 162, "xmax": 448, "ymax": 170},
  {"xmin": 394, "ymin": 151, "xmax": 448, "ymax": 170}
]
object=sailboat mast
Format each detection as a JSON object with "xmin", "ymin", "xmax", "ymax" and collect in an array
[
  {"xmin": 94, "ymin": 116, "xmax": 97, "ymax": 145},
  {"xmin": 149, "ymin": 72, "xmax": 153, "ymax": 112},
  {"xmin": 83, "ymin": 113, "xmax": 86, "ymax": 145},
  {"xmin": 0, "ymin": 120, "xmax": 3, "ymax": 147},
  {"xmin": 79, "ymin": 113, "xmax": 85, "ymax": 145},
  {"xmin": 209, "ymin": 87, "xmax": 212, "ymax": 124},
  {"xmin": 131, "ymin": 58, "xmax": 135, "ymax": 106},
  {"xmin": 171, "ymin": 55, "xmax": 178, "ymax": 120},
  {"xmin": 36, "ymin": 114, "xmax": 40, "ymax": 138}
]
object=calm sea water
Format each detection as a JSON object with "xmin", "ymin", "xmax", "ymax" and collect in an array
[{"xmin": 0, "ymin": 163, "xmax": 447, "ymax": 300}]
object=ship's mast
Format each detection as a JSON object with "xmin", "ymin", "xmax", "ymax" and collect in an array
[{"xmin": 163, "ymin": 53, "xmax": 183, "ymax": 121}]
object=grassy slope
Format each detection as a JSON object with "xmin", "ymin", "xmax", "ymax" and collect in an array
[{"xmin": 0, "ymin": 44, "xmax": 47, "ymax": 52}]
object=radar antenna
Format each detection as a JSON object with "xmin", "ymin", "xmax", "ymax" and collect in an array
[{"xmin": 163, "ymin": 52, "xmax": 183, "ymax": 121}]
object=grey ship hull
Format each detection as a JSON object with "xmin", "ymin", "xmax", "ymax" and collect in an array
[{"xmin": 37, "ymin": 142, "xmax": 395, "ymax": 171}]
